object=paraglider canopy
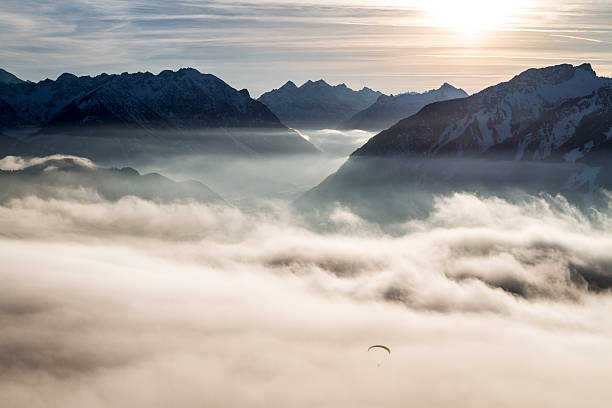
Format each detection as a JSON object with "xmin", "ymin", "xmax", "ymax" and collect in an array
[{"xmin": 368, "ymin": 344, "xmax": 391, "ymax": 355}]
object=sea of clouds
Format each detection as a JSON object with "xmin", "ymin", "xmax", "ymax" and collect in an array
[{"xmin": 1, "ymin": 158, "xmax": 611, "ymax": 407}]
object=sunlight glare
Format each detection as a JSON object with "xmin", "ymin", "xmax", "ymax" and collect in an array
[{"xmin": 424, "ymin": 0, "xmax": 524, "ymax": 33}]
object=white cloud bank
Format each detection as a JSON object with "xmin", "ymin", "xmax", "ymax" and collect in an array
[
  {"xmin": 0, "ymin": 154, "xmax": 96, "ymax": 171},
  {"xmin": 0, "ymin": 189, "xmax": 611, "ymax": 407}
]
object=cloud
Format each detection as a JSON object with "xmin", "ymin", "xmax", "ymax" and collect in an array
[
  {"xmin": 2, "ymin": 0, "xmax": 612, "ymax": 96},
  {"xmin": 0, "ymin": 154, "xmax": 96, "ymax": 171},
  {"xmin": 1, "ymin": 185, "xmax": 612, "ymax": 406},
  {"xmin": 297, "ymin": 129, "xmax": 375, "ymax": 156},
  {"xmin": 551, "ymin": 34, "xmax": 603, "ymax": 43}
]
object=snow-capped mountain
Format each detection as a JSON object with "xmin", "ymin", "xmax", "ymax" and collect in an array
[
  {"xmin": 258, "ymin": 79, "xmax": 383, "ymax": 129},
  {"xmin": 0, "ymin": 154, "xmax": 225, "ymax": 203},
  {"xmin": 339, "ymin": 83, "xmax": 468, "ymax": 131},
  {"xmin": 300, "ymin": 64, "xmax": 612, "ymax": 222},
  {"xmin": 355, "ymin": 63, "xmax": 610, "ymax": 159},
  {"xmin": 0, "ymin": 68, "xmax": 290, "ymax": 130},
  {"xmin": 0, "ymin": 69, "xmax": 23, "ymax": 85},
  {"xmin": 0, "ymin": 72, "xmax": 105, "ymax": 126},
  {"xmin": 0, "ymin": 68, "xmax": 319, "ymax": 159},
  {"xmin": 46, "ymin": 69, "xmax": 286, "ymax": 130}
]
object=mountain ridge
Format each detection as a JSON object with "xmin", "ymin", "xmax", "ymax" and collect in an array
[
  {"xmin": 353, "ymin": 63, "xmax": 611, "ymax": 159},
  {"xmin": 0, "ymin": 68, "xmax": 319, "ymax": 160},
  {"xmin": 300, "ymin": 63, "xmax": 612, "ymax": 222},
  {"xmin": 258, "ymin": 79, "xmax": 383, "ymax": 129},
  {"xmin": 340, "ymin": 83, "xmax": 468, "ymax": 131},
  {"xmin": 0, "ymin": 68, "xmax": 24, "ymax": 85},
  {"xmin": 0, "ymin": 68, "xmax": 288, "ymax": 130}
]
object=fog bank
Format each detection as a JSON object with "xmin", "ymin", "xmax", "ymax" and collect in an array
[{"xmin": 1, "ymin": 189, "xmax": 611, "ymax": 407}]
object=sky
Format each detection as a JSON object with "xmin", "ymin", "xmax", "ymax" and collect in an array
[{"xmin": 1, "ymin": 0, "xmax": 612, "ymax": 97}]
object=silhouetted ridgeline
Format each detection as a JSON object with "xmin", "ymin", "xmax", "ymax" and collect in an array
[
  {"xmin": 339, "ymin": 83, "xmax": 468, "ymax": 132},
  {"xmin": 258, "ymin": 79, "xmax": 383, "ymax": 129},
  {"xmin": 0, "ymin": 68, "xmax": 319, "ymax": 161}
]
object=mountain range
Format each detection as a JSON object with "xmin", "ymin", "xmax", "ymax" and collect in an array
[
  {"xmin": 353, "ymin": 63, "xmax": 610, "ymax": 161},
  {"xmin": 3, "ymin": 63, "xmax": 612, "ymax": 219},
  {"xmin": 258, "ymin": 80, "xmax": 383, "ymax": 129},
  {"xmin": 339, "ymin": 83, "xmax": 468, "ymax": 131},
  {"xmin": 0, "ymin": 68, "xmax": 318, "ymax": 161},
  {"xmin": 300, "ymin": 63, "xmax": 612, "ymax": 221}
]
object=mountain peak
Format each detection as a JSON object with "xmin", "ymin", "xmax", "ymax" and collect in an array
[
  {"xmin": 437, "ymin": 82, "xmax": 468, "ymax": 97},
  {"xmin": 57, "ymin": 72, "xmax": 78, "ymax": 81},
  {"xmin": 476, "ymin": 62, "xmax": 610, "ymax": 107},
  {"xmin": 577, "ymin": 62, "xmax": 595, "ymax": 75},
  {"xmin": 302, "ymin": 79, "xmax": 330, "ymax": 88},
  {"xmin": 280, "ymin": 80, "xmax": 298, "ymax": 90},
  {"xmin": 339, "ymin": 82, "xmax": 468, "ymax": 131},
  {"xmin": 509, "ymin": 63, "xmax": 598, "ymax": 88},
  {"xmin": 177, "ymin": 67, "xmax": 201, "ymax": 75},
  {"xmin": 258, "ymin": 79, "xmax": 383, "ymax": 128},
  {"xmin": 352, "ymin": 62, "xmax": 612, "ymax": 160},
  {"xmin": 175, "ymin": 67, "xmax": 205, "ymax": 80},
  {"xmin": 0, "ymin": 68, "xmax": 24, "ymax": 84}
]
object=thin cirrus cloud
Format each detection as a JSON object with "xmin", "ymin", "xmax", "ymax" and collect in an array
[
  {"xmin": 551, "ymin": 34, "xmax": 604, "ymax": 43},
  {"xmin": 1, "ymin": 0, "xmax": 611, "ymax": 98}
]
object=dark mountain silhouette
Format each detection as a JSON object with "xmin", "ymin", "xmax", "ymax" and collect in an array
[
  {"xmin": 258, "ymin": 79, "xmax": 383, "ymax": 129},
  {"xmin": 0, "ymin": 69, "xmax": 24, "ymax": 85},
  {"xmin": 0, "ymin": 68, "xmax": 318, "ymax": 161},
  {"xmin": 340, "ymin": 83, "xmax": 468, "ymax": 131}
]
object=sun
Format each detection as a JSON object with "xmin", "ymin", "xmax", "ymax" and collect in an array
[{"xmin": 424, "ymin": 0, "xmax": 523, "ymax": 33}]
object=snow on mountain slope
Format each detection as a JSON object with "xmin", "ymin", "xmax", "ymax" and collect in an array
[
  {"xmin": 300, "ymin": 64, "xmax": 612, "ymax": 221},
  {"xmin": 0, "ymin": 68, "xmax": 320, "ymax": 158},
  {"xmin": 493, "ymin": 85, "xmax": 612, "ymax": 162},
  {"xmin": 0, "ymin": 73, "xmax": 105, "ymax": 126},
  {"xmin": 47, "ymin": 69, "xmax": 285, "ymax": 130},
  {"xmin": 354, "ymin": 63, "xmax": 611, "ymax": 159}
]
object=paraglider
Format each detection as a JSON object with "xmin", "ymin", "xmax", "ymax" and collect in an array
[
  {"xmin": 368, "ymin": 344, "xmax": 391, "ymax": 354},
  {"xmin": 368, "ymin": 345, "xmax": 391, "ymax": 368}
]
